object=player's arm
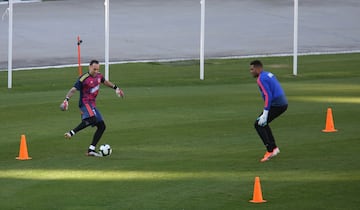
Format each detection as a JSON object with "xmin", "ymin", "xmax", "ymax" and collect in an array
[
  {"xmin": 257, "ymin": 78, "xmax": 272, "ymax": 126},
  {"xmin": 257, "ymin": 78, "xmax": 272, "ymax": 110},
  {"xmin": 104, "ymin": 80, "xmax": 124, "ymax": 98},
  {"xmin": 60, "ymin": 87, "xmax": 77, "ymax": 111},
  {"xmin": 103, "ymin": 80, "xmax": 116, "ymax": 89},
  {"xmin": 65, "ymin": 87, "xmax": 77, "ymax": 100}
]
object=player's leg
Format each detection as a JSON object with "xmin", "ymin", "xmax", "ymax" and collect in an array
[
  {"xmin": 255, "ymin": 121, "xmax": 276, "ymax": 162},
  {"xmin": 64, "ymin": 104, "xmax": 96, "ymax": 138},
  {"xmin": 87, "ymin": 108, "xmax": 106, "ymax": 156},
  {"xmin": 90, "ymin": 120, "xmax": 106, "ymax": 148},
  {"xmin": 254, "ymin": 108, "xmax": 276, "ymax": 152},
  {"xmin": 256, "ymin": 105, "xmax": 288, "ymax": 161},
  {"xmin": 267, "ymin": 105, "xmax": 288, "ymax": 123},
  {"xmin": 64, "ymin": 116, "xmax": 96, "ymax": 138},
  {"xmin": 263, "ymin": 125, "xmax": 277, "ymax": 151},
  {"xmin": 254, "ymin": 121, "xmax": 273, "ymax": 152},
  {"xmin": 265, "ymin": 105, "xmax": 288, "ymax": 151}
]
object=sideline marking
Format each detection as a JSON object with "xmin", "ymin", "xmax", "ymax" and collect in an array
[{"xmin": 3, "ymin": 50, "xmax": 360, "ymax": 72}]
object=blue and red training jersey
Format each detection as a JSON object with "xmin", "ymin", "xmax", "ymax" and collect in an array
[{"xmin": 257, "ymin": 71, "xmax": 288, "ymax": 111}]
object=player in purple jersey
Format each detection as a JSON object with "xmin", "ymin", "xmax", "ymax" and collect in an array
[
  {"xmin": 60, "ymin": 60, "xmax": 124, "ymax": 157},
  {"xmin": 249, "ymin": 60, "xmax": 288, "ymax": 162}
]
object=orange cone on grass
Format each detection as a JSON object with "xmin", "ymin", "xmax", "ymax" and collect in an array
[
  {"xmin": 249, "ymin": 176, "xmax": 266, "ymax": 203},
  {"xmin": 322, "ymin": 108, "xmax": 337, "ymax": 132},
  {"xmin": 16, "ymin": 134, "xmax": 32, "ymax": 160}
]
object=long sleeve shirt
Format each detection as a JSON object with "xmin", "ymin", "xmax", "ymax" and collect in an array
[{"xmin": 257, "ymin": 71, "xmax": 288, "ymax": 111}]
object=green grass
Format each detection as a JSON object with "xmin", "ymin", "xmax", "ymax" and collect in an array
[{"xmin": 0, "ymin": 53, "xmax": 359, "ymax": 210}]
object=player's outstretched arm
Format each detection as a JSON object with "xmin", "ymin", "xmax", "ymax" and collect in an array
[{"xmin": 104, "ymin": 80, "xmax": 124, "ymax": 98}]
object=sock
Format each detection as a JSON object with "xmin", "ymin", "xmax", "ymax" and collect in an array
[{"xmin": 89, "ymin": 145, "xmax": 96, "ymax": 151}]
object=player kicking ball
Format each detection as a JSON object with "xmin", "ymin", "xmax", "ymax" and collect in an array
[{"xmin": 60, "ymin": 59, "xmax": 124, "ymax": 156}]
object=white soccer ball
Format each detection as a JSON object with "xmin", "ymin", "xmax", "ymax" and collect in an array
[{"xmin": 99, "ymin": 144, "xmax": 112, "ymax": 156}]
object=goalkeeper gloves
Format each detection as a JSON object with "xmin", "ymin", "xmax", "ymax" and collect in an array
[
  {"xmin": 113, "ymin": 85, "xmax": 124, "ymax": 98},
  {"xmin": 60, "ymin": 97, "xmax": 69, "ymax": 111},
  {"xmin": 116, "ymin": 88, "xmax": 125, "ymax": 98},
  {"xmin": 257, "ymin": 110, "xmax": 269, "ymax": 126}
]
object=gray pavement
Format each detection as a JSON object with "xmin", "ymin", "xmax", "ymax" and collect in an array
[{"xmin": 0, "ymin": 0, "xmax": 359, "ymax": 69}]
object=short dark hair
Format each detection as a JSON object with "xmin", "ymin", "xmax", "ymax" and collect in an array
[
  {"xmin": 89, "ymin": 60, "xmax": 99, "ymax": 66},
  {"xmin": 250, "ymin": 60, "xmax": 263, "ymax": 68}
]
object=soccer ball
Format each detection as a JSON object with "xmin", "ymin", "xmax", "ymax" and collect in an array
[{"xmin": 99, "ymin": 144, "xmax": 112, "ymax": 156}]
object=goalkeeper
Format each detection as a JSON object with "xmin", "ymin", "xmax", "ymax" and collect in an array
[
  {"xmin": 60, "ymin": 59, "xmax": 124, "ymax": 156},
  {"xmin": 249, "ymin": 60, "xmax": 288, "ymax": 162}
]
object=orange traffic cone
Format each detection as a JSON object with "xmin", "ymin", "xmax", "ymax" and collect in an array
[
  {"xmin": 16, "ymin": 134, "xmax": 32, "ymax": 160},
  {"xmin": 249, "ymin": 176, "xmax": 267, "ymax": 203},
  {"xmin": 322, "ymin": 108, "xmax": 338, "ymax": 132}
]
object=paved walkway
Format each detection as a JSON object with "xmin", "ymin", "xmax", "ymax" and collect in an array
[{"xmin": 0, "ymin": 0, "xmax": 359, "ymax": 69}]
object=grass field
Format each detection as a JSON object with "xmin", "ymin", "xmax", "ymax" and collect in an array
[{"xmin": 0, "ymin": 54, "xmax": 359, "ymax": 210}]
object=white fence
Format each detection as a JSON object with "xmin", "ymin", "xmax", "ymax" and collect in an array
[{"xmin": 1, "ymin": 0, "xmax": 360, "ymax": 88}]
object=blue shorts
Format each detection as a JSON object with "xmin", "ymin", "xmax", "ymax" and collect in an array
[{"xmin": 80, "ymin": 104, "xmax": 103, "ymax": 123}]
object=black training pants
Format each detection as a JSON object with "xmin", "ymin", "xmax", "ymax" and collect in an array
[{"xmin": 254, "ymin": 105, "xmax": 288, "ymax": 152}]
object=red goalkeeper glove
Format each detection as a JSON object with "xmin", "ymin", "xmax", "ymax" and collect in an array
[
  {"xmin": 114, "ymin": 86, "xmax": 124, "ymax": 98},
  {"xmin": 60, "ymin": 98, "xmax": 69, "ymax": 111}
]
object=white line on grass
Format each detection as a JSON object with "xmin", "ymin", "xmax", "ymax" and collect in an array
[{"xmin": 2, "ymin": 50, "xmax": 360, "ymax": 71}]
